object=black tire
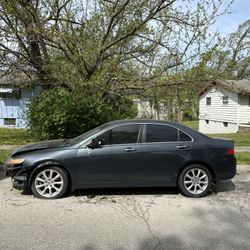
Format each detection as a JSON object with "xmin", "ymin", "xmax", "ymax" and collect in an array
[
  {"xmin": 178, "ymin": 164, "xmax": 212, "ymax": 198},
  {"xmin": 31, "ymin": 166, "xmax": 68, "ymax": 199}
]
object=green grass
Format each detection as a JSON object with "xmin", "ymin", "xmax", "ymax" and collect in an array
[
  {"xmin": 0, "ymin": 128, "xmax": 37, "ymax": 145},
  {"xmin": 0, "ymin": 150, "xmax": 11, "ymax": 164},
  {"xmin": 182, "ymin": 120, "xmax": 199, "ymax": 130},
  {"xmin": 235, "ymin": 152, "xmax": 250, "ymax": 165}
]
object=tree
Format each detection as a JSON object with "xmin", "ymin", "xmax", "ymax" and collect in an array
[
  {"xmin": 227, "ymin": 19, "xmax": 250, "ymax": 79},
  {"xmin": 27, "ymin": 87, "xmax": 137, "ymax": 139},
  {"xmin": 157, "ymin": 19, "xmax": 250, "ymax": 122},
  {"xmin": 0, "ymin": 0, "xmax": 237, "ymax": 132},
  {"xmin": 191, "ymin": 19, "xmax": 250, "ymax": 81},
  {"xmin": 0, "ymin": 0, "xmax": 233, "ymax": 90}
]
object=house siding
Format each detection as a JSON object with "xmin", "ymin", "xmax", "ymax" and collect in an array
[
  {"xmin": 0, "ymin": 99, "xmax": 28, "ymax": 127},
  {"xmin": 199, "ymin": 86, "xmax": 238, "ymax": 134},
  {"xmin": 0, "ymin": 86, "xmax": 40, "ymax": 128},
  {"xmin": 238, "ymin": 94, "xmax": 250, "ymax": 124},
  {"xmin": 199, "ymin": 119, "xmax": 238, "ymax": 133}
]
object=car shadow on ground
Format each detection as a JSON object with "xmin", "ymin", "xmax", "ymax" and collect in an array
[
  {"xmin": 18, "ymin": 187, "xmax": 180, "ymax": 199},
  {"xmin": 212, "ymin": 180, "xmax": 235, "ymax": 193},
  {"xmin": 11, "ymin": 183, "xmax": 235, "ymax": 199},
  {"xmin": 73, "ymin": 186, "xmax": 180, "ymax": 198},
  {"xmin": 72, "ymin": 179, "xmax": 236, "ymax": 198},
  {"xmin": 3, "ymin": 180, "xmax": 236, "ymax": 198}
]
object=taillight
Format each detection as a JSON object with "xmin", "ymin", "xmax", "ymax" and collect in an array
[{"xmin": 226, "ymin": 149, "xmax": 234, "ymax": 155}]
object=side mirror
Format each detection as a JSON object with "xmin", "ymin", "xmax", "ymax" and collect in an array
[{"xmin": 86, "ymin": 138, "xmax": 101, "ymax": 149}]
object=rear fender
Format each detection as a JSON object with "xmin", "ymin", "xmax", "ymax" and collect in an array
[{"xmin": 177, "ymin": 161, "xmax": 217, "ymax": 184}]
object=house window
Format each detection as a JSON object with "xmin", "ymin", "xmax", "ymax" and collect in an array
[
  {"xmin": 0, "ymin": 91, "xmax": 21, "ymax": 99},
  {"xmin": 4, "ymin": 118, "xmax": 16, "ymax": 126},
  {"xmin": 205, "ymin": 120, "xmax": 209, "ymax": 124},
  {"xmin": 222, "ymin": 96, "xmax": 229, "ymax": 104},
  {"xmin": 206, "ymin": 97, "xmax": 211, "ymax": 105},
  {"xmin": 223, "ymin": 122, "xmax": 228, "ymax": 127}
]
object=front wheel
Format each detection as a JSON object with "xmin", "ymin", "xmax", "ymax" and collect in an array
[
  {"xmin": 178, "ymin": 164, "xmax": 212, "ymax": 197},
  {"xmin": 31, "ymin": 166, "xmax": 68, "ymax": 199}
]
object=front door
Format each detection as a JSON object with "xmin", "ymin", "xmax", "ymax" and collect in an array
[{"xmin": 76, "ymin": 124, "xmax": 143, "ymax": 186}]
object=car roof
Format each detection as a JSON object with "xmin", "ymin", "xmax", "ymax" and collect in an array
[
  {"xmin": 105, "ymin": 119, "xmax": 180, "ymax": 126},
  {"xmin": 104, "ymin": 119, "xmax": 193, "ymax": 129}
]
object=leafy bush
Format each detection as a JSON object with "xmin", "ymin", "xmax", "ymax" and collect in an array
[{"xmin": 27, "ymin": 88, "xmax": 137, "ymax": 139}]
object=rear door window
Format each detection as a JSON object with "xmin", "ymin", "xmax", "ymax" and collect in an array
[
  {"xmin": 146, "ymin": 124, "xmax": 178, "ymax": 142},
  {"xmin": 179, "ymin": 130, "xmax": 192, "ymax": 141},
  {"xmin": 145, "ymin": 124, "xmax": 192, "ymax": 142}
]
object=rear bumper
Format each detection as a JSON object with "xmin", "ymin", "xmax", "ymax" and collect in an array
[{"xmin": 214, "ymin": 156, "xmax": 237, "ymax": 181}]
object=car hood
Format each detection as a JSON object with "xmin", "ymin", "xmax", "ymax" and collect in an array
[{"xmin": 11, "ymin": 139, "xmax": 67, "ymax": 156}]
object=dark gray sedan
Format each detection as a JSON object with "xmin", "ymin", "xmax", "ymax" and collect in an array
[{"xmin": 4, "ymin": 120, "xmax": 236, "ymax": 199}]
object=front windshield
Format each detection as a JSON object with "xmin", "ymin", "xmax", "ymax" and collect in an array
[{"xmin": 68, "ymin": 123, "xmax": 109, "ymax": 145}]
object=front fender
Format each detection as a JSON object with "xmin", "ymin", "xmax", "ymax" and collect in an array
[{"xmin": 28, "ymin": 161, "xmax": 65, "ymax": 187}]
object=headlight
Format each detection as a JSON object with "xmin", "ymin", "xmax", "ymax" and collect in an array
[{"xmin": 6, "ymin": 158, "xmax": 25, "ymax": 165}]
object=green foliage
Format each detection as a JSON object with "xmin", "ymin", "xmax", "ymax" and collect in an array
[
  {"xmin": 27, "ymin": 88, "xmax": 137, "ymax": 139},
  {"xmin": 193, "ymin": 19, "xmax": 250, "ymax": 81}
]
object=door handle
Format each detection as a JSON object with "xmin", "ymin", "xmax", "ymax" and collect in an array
[
  {"xmin": 124, "ymin": 147, "xmax": 136, "ymax": 152},
  {"xmin": 176, "ymin": 145, "xmax": 189, "ymax": 149}
]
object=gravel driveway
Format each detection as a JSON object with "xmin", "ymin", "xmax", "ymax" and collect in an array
[{"xmin": 0, "ymin": 166, "xmax": 249, "ymax": 250}]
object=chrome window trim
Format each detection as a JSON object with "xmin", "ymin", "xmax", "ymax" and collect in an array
[
  {"xmin": 98, "ymin": 142, "xmax": 141, "ymax": 148},
  {"xmin": 79, "ymin": 121, "xmax": 194, "ymax": 147}
]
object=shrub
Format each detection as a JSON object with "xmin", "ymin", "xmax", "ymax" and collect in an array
[{"xmin": 27, "ymin": 88, "xmax": 137, "ymax": 139}]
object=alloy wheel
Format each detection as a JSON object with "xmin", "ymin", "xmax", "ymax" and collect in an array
[
  {"xmin": 34, "ymin": 169, "xmax": 64, "ymax": 198},
  {"xmin": 183, "ymin": 168, "xmax": 209, "ymax": 195}
]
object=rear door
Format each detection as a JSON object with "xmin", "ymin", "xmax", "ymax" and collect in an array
[{"xmin": 140, "ymin": 124, "xmax": 193, "ymax": 185}]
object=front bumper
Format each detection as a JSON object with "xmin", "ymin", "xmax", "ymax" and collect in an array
[
  {"xmin": 11, "ymin": 175, "xmax": 28, "ymax": 190},
  {"xmin": 4, "ymin": 165, "xmax": 28, "ymax": 191}
]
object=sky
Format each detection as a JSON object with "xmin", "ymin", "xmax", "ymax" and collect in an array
[{"xmin": 211, "ymin": 0, "xmax": 250, "ymax": 36}]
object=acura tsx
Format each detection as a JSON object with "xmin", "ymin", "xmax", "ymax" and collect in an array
[{"xmin": 4, "ymin": 120, "xmax": 236, "ymax": 199}]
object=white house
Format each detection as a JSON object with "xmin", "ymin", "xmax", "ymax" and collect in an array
[
  {"xmin": 199, "ymin": 79, "xmax": 250, "ymax": 134},
  {"xmin": 133, "ymin": 99, "xmax": 168, "ymax": 120}
]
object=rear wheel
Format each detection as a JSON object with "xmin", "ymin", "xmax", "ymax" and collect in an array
[
  {"xmin": 31, "ymin": 166, "xmax": 68, "ymax": 199},
  {"xmin": 178, "ymin": 164, "xmax": 212, "ymax": 197}
]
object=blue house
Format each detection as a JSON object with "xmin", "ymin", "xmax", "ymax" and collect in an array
[{"xmin": 0, "ymin": 74, "xmax": 40, "ymax": 128}]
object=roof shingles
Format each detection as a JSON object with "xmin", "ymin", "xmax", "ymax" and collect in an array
[{"xmin": 199, "ymin": 79, "xmax": 250, "ymax": 95}]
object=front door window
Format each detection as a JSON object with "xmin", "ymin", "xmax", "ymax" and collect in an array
[{"xmin": 97, "ymin": 124, "xmax": 140, "ymax": 145}]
